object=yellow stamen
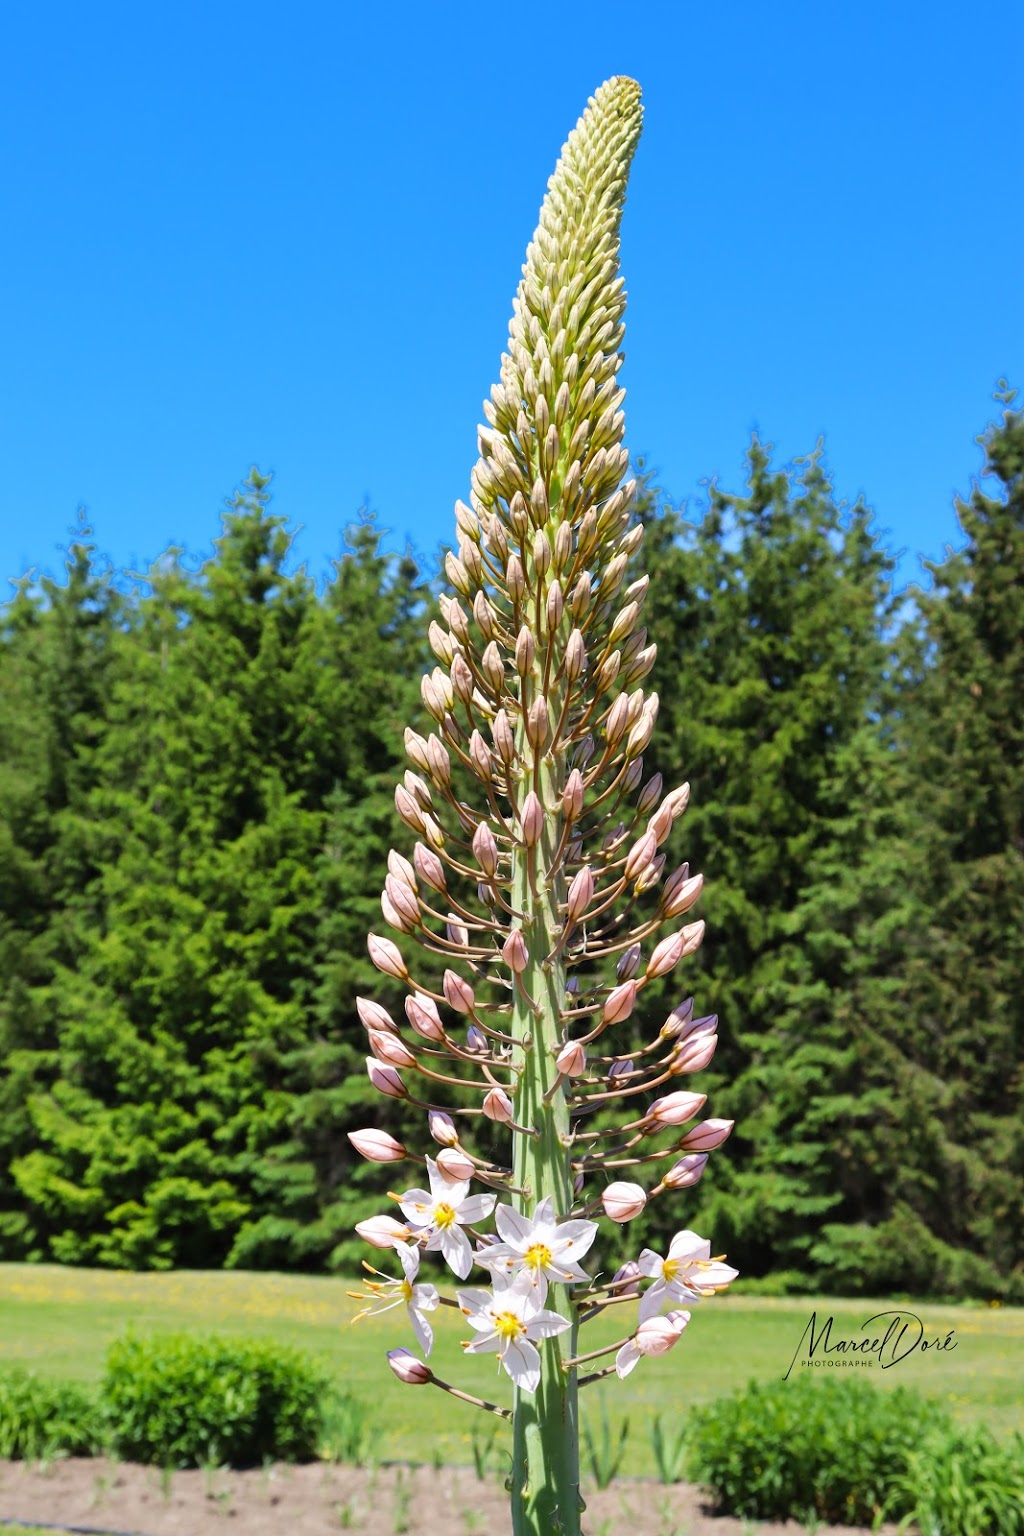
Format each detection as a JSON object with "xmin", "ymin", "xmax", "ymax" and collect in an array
[
  {"xmin": 400, "ymin": 1279, "xmax": 413, "ymax": 1302},
  {"xmin": 663, "ymin": 1258, "xmax": 680, "ymax": 1281},
  {"xmin": 494, "ymin": 1310, "xmax": 527, "ymax": 1342},
  {"xmin": 434, "ymin": 1202, "xmax": 458, "ymax": 1230},
  {"xmin": 524, "ymin": 1242, "xmax": 553, "ymax": 1273}
]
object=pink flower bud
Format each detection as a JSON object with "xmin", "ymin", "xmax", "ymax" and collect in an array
[
  {"xmin": 367, "ymin": 934, "xmax": 408, "ymax": 980},
  {"xmin": 610, "ymin": 1260, "xmax": 642, "ymax": 1296},
  {"xmin": 395, "ymin": 783, "xmax": 426, "ymax": 833},
  {"xmin": 492, "ymin": 709, "xmax": 515, "ymax": 765},
  {"xmin": 502, "ymin": 928, "xmax": 529, "ymax": 974},
  {"xmin": 467, "ymin": 731, "xmax": 493, "ymax": 785},
  {"xmin": 616, "ymin": 944, "xmax": 641, "ymax": 981},
  {"xmin": 678, "ymin": 1118, "xmax": 734, "ymax": 1152},
  {"xmin": 356, "ymin": 997, "xmax": 397, "ymax": 1034},
  {"xmin": 672, "ymin": 1032, "xmax": 718, "ymax": 1074},
  {"xmin": 366, "ymin": 1058, "xmax": 405, "ymax": 1098},
  {"xmin": 482, "ymin": 1087, "xmax": 514, "ymax": 1123},
  {"xmin": 404, "ymin": 729, "xmax": 431, "ymax": 772},
  {"xmin": 606, "ymin": 692, "xmax": 630, "ymax": 745},
  {"xmin": 626, "ymin": 706, "xmax": 657, "ymax": 758},
  {"xmin": 420, "ymin": 674, "xmax": 445, "ymax": 721},
  {"xmin": 624, "ymin": 829, "xmax": 658, "ymax": 883},
  {"xmin": 347, "ymin": 1129, "xmax": 407, "ymax": 1163},
  {"xmin": 564, "ymin": 628, "xmax": 586, "ymax": 682},
  {"xmin": 573, "ymin": 1171, "xmax": 585, "ymax": 1196},
  {"xmin": 520, "ymin": 791, "xmax": 544, "ymax": 847},
  {"xmin": 381, "ymin": 890, "xmax": 412, "ymax": 933},
  {"xmin": 637, "ymin": 772, "xmax": 663, "ymax": 816},
  {"xmin": 526, "ymin": 697, "xmax": 549, "ymax": 750},
  {"xmin": 428, "ymin": 1111, "xmax": 459, "ymax": 1147},
  {"xmin": 565, "ymin": 866, "xmax": 594, "ymax": 925},
  {"xmin": 546, "ymin": 579, "xmax": 563, "ymax": 631},
  {"xmin": 601, "ymin": 1182, "xmax": 647, "ymax": 1222},
  {"xmin": 426, "ymin": 735, "xmax": 452, "ymax": 786},
  {"xmin": 602, "ymin": 979, "xmax": 638, "ymax": 1026},
  {"xmin": 609, "ymin": 600, "xmax": 639, "ymax": 646},
  {"xmin": 368, "ymin": 1029, "xmax": 417, "ymax": 1069},
  {"xmin": 405, "ymin": 992, "xmax": 444, "ymax": 1042},
  {"xmin": 663, "ymin": 872, "xmax": 703, "ymax": 919},
  {"xmin": 666, "ymin": 782, "xmax": 690, "ymax": 820},
  {"xmin": 646, "ymin": 1090, "xmax": 707, "ymax": 1128},
  {"xmin": 635, "ymin": 853, "xmax": 665, "ymax": 894},
  {"xmin": 506, "ymin": 553, "xmax": 526, "ymax": 603},
  {"xmin": 647, "ymin": 800, "xmax": 674, "ymax": 846},
  {"xmin": 413, "ymin": 842, "xmax": 447, "ymax": 893},
  {"xmin": 472, "ymin": 821, "xmax": 499, "ymax": 877},
  {"xmin": 634, "ymin": 1311, "xmax": 690, "ymax": 1357},
  {"xmin": 387, "ymin": 850, "xmax": 417, "ymax": 891},
  {"xmin": 608, "ymin": 1058, "xmax": 634, "ymax": 1082},
  {"xmin": 661, "ymin": 1153, "xmax": 709, "ymax": 1189},
  {"xmin": 466, "ymin": 1024, "xmax": 488, "ymax": 1053},
  {"xmin": 387, "ymin": 1349, "xmax": 433, "ymax": 1385},
  {"xmin": 561, "ymin": 768, "xmax": 584, "ymax": 821},
  {"xmin": 443, "ymin": 969, "xmax": 475, "ymax": 1014},
  {"xmin": 436, "ymin": 1146, "xmax": 475, "ymax": 1182},
  {"xmin": 450, "ymin": 652, "xmax": 474, "ymax": 704},
  {"xmin": 356, "ymin": 1214, "xmax": 411, "ymax": 1247},
  {"xmin": 385, "ymin": 874, "xmax": 420, "ymax": 925},
  {"xmin": 481, "ymin": 641, "xmax": 503, "ymax": 692},
  {"xmin": 515, "ymin": 626, "xmax": 535, "ymax": 676},
  {"xmin": 444, "ymin": 903, "xmax": 469, "ymax": 942},
  {"xmin": 555, "ymin": 1040, "xmax": 586, "ymax": 1077}
]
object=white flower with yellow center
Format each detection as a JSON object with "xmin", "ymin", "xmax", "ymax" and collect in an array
[
  {"xmin": 397, "ymin": 1157, "xmax": 497, "ymax": 1279},
  {"xmin": 473, "ymin": 1197, "xmax": 597, "ymax": 1304},
  {"xmin": 637, "ymin": 1229, "xmax": 738, "ymax": 1321},
  {"xmin": 455, "ymin": 1275, "xmax": 572, "ymax": 1393},
  {"xmin": 348, "ymin": 1241, "xmax": 440, "ymax": 1355}
]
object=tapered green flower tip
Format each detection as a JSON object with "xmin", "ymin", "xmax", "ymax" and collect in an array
[{"xmin": 473, "ymin": 78, "xmax": 643, "ymax": 538}]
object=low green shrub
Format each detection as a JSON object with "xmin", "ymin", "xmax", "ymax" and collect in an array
[
  {"xmin": 102, "ymin": 1332, "xmax": 331, "ymax": 1467},
  {"xmin": 687, "ymin": 1376, "xmax": 951, "ymax": 1524},
  {"xmin": 892, "ymin": 1425, "xmax": 1024, "ymax": 1536},
  {"xmin": 0, "ymin": 1367, "xmax": 103, "ymax": 1459}
]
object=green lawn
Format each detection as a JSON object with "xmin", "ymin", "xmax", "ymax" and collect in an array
[{"xmin": 1, "ymin": 1264, "xmax": 1020, "ymax": 1476}]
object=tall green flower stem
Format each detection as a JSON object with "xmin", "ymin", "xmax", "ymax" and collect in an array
[{"xmin": 350, "ymin": 76, "xmax": 737, "ymax": 1536}]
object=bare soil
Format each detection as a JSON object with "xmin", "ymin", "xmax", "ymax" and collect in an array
[{"xmin": 0, "ymin": 1457, "xmax": 910, "ymax": 1536}]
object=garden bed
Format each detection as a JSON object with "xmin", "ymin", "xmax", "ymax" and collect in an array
[{"xmin": 0, "ymin": 1458, "xmax": 909, "ymax": 1536}]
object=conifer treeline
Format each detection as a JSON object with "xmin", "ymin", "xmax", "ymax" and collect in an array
[{"xmin": 1, "ymin": 394, "xmax": 1021, "ymax": 1298}]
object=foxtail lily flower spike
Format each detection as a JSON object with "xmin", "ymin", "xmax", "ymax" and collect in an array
[{"xmin": 350, "ymin": 78, "xmax": 737, "ymax": 1536}]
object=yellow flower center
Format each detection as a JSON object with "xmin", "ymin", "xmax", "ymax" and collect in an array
[
  {"xmin": 494, "ymin": 1310, "xmax": 527, "ymax": 1342},
  {"xmin": 524, "ymin": 1242, "xmax": 553, "ymax": 1273},
  {"xmin": 434, "ymin": 1202, "xmax": 458, "ymax": 1230},
  {"xmin": 400, "ymin": 1279, "xmax": 413, "ymax": 1302},
  {"xmin": 663, "ymin": 1258, "xmax": 680, "ymax": 1281}
]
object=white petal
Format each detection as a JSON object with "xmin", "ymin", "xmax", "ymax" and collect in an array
[
  {"xmin": 473, "ymin": 1242, "xmax": 517, "ymax": 1270},
  {"xmin": 464, "ymin": 1331, "xmax": 502, "ymax": 1355},
  {"xmin": 667, "ymin": 1229, "xmax": 710, "ymax": 1263},
  {"xmin": 398, "ymin": 1191, "xmax": 433, "ymax": 1224},
  {"xmin": 615, "ymin": 1339, "xmax": 642, "ymax": 1379},
  {"xmin": 532, "ymin": 1196, "xmax": 555, "ymax": 1228},
  {"xmin": 440, "ymin": 1225, "xmax": 473, "ymax": 1279},
  {"xmin": 455, "ymin": 1287, "xmax": 495, "ymax": 1326},
  {"xmin": 551, "ymin": 1219, "xmax": 598, "ymax": 1261},
  {"xmin": 526, "ymin": 1307, "xmax": 572, "ymax": 1340},
  {"xmin": 457, "ymin": 1193, "xmax": 498, "ymax": 1225},
  {"xmin": 396, "ymin": 1242, "xmax": 420, "ymax": 1283},
  {"xmin": 502, "ymin": 1337, "xmax": 540, "ymax": 1392},
  {"xmin": 494, "ymin": 1204, "xmax": 534, "ymax": 1248},
  {"xmin": 637, "ymin": 1248, "xmax": 664, "ymax": 1278},
  {"xmin": 639, "ymin": 1282, "xmax": 667, "ymax": 1323},
  {"xmin": 693, "ymin": 1261, "xmax": 739, "ymax": 1289},
  {"xmin": 409, "ymin": 1306, "xmax": 434, "ymax": 1357},
  {"xmin": 412, "ymin": 1283, "xmax": 438, "ymax": 1312}
]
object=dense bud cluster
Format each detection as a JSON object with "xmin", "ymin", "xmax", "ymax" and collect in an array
[{"xmin": 346, "ymin": 77, "xmax": 736, "ymax": 1536}]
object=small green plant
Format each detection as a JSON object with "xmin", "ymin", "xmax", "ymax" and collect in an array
[
  {"xmin": 102, "ymin": 1332, "xmax": 330, "ymax": 1467},
  {"xmin": 688, "ymin": 1377, "xmax": 951, "ymax": 1525},
  {"xmin": 651, "ymin": 1412, "xmax": 688, "ymax": 1484},
  {"xmin": 582, "ymin": 1396, "xmax": 630, "ymax": 1492},
  {"xmin": 470, "ymin": 1421, "xmax": 501, "ymax": 1481},
  {"xmin": 0, "ymin": 1367, "xmax": 103, "ymax": 1460},
  {"xmin": 320, "ymin": 1388, "xmax": 375, "ymax": 1466},
  {"xmin": 890, "ymin": 1425, "xmax": 1024, "ymax": 1536},
  {"xmin": 392, "ymin": 1466, "xmax": 412, "ymax": 1534}
]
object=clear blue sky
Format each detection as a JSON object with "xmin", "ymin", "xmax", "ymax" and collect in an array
[{"xmin": 2, "ymin": 1, "xmax": 1021, "ymax": 600}]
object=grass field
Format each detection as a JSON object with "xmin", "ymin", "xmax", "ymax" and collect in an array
[{"xmin": 1, "ymin": 1264, "xmax": 1020, "ymax": 1477}]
